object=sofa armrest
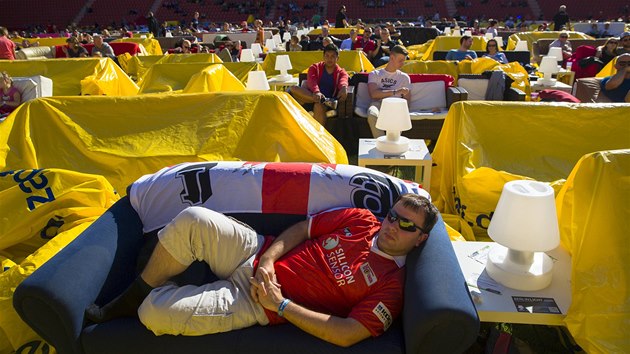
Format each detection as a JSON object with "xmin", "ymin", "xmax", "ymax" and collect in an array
[
  {"xmin": 403, "ymin": 215, "xmax": 479, "ymax": 354},
  {"xmin": 13, "ymin": 197, "xmax": 144, "ymax": 354},
  {"xmin": 337, "ymin": 85, "xmax": 355, "ymax": 119},
  {"xmin": 505, "ymin": 87, "xmax": 526, "ymax": 101},
  {"xmin": 447, "ymin": 86, "xmax": 466, "ymax": 107}
]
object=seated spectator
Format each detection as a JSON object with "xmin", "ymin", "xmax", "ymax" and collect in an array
[
  {"xmin": 317, "ymin": 26, "xmax": 341, "ymax": 45},
  {"xmin": 445, "ymin": 35, "xmax": 477, "ymax": 61},
  {"xmin": 587, "ymin": 23, "xmax": 600, "ymax": 38},
  {"xmin": 0, "ymin": 71, "xmax": 22, "ymax": 119},
  {"xmin": 371, "ymin": 28, "xmax": 403, "ymax": 67},
  {"xmin": 600, "ymin": 53, "xmax": 630, "ymax": 102},
  {"xmin": 63, "ymin": 36, "xmax": 89, "ymax": 58},
  {"xmin": 222, "ymin": 22, "xmax": 232, "ymax": 32},
  {"xmin": 299, "ymin": 34, "xmax": 310, "ymax": 51},
  {"xmin": 617, "ymin": 32, "xmax": 630, "ymax": 55},
  {"xmin": 357, "ymin": 27, "xmax": 376, "ymax": 54},
  {"xmin": 322, "ymin": 36, "xmax": 334, "ymax": 48},
  {"xmin": 596, "ymin": 37, "xmax": 619, "ymax": 66},
  {"xmin": 288, "ymin": 36, "xmax": 302, "ymax": 51},
  {"xmin": 486, "ymin": 19, "xmax": 498, "ymax": 37},
  {"xmin": 549, "ymin": 31, "xmax": 572, "ymax": 60},
  {"xmin": 288, "ymin": 44, "xmax": 349, "ymax": 126},
  {"xmin": 600, "ymin": 22, "xmax": 613, "ymax": 38},
  {"xmin": 175, "ymin": 39, "xmax": 192, "ymax": 53},
  {"xmin": 483, "ymin": 39, "xmax": 507, "ymax": 63},
  {"xmin": 366, "ymin": 45, "xmax": 411, "ymax": 137},
  {"xmin": 340, "ymin": 29, "xmax": 359, "ymax": 50},
  {"xmin": 91, "ymin": 35, "xmax": 115, "ymax": 59}
]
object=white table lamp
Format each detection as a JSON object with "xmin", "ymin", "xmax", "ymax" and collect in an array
[
  {"xmin": 464, "ymin": 30, "xmax": 473, "ymax": 37},
  {"xmin": 374, "ymin": 97, "xmax": 412, "ymax": 154},
  {"xmin": 538, "ymin": 56, "xmax": 559, "ymax": 86},
  {"xmin": 548, "ymin": 47, "xmax": 563, "ymax": 62},
  {"xmin": 453, "ymin": 29, "xmax": 461, "ymax": 36},
  {"xmin": 515, "ymin": 40, "xmax": 528, "ymax": 51},
  {"xmin": 282, "ymin": 32, "xmax": 291, "ymax": 42},
  {"xmin": 265, "ymin": 38, "xmax": 276, "ymax": 52},
  {"xmin": 444, "ymin": 27, "xmax": 451, "ymax": 35},
  {"xmin": 485, "ymin": 32, "xmax": 494, "ymax": 39},
  {"xmin": 273, "ymin": 34, "xmax": 282, "ymax": 46},
  {"xmin": 274, "ymin": 55, "xmax": 293, "ymax": 81},
  {"xmin": 485, "ymin": 180, "xmax": 560, "ymax": 291},
  {"xmin": 495, "ymin": 36, "xmax": 503, "ymax": 49},
  {"xmin": 246, "ymin": 71, "xmax": 270, "ymax": 90},
  {"xmin": 240, "ymin": 48, "xmax": 255, "ymax": 62},
  {"xmin": 250, "ymin": 43, "xmax": 263, "ymax": 58}
]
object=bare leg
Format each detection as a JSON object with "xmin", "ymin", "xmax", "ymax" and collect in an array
[
  {"xmin": 141, "ymin": 241, "xmax": 188, "ymax": 287},
  {"xmin": 288, "ymin": 85, "xmax": 317, "ymax": 104}
]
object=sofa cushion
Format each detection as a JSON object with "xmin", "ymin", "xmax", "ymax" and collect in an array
[
  {"xmin": 12, "ymin": 76, "xmax": 54, "ymax": 101},
  {"xmin": 409, "ymin": 80, "xmax": 447, "ymax": 111},
  {"xmin": 457, "ymin": 78, "xmax": 489, "ymax": 101},
  {"xmin": 354, "ymin": 82, "xmax": 370, "ymax": 118}
]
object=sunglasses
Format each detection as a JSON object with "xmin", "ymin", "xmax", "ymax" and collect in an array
[
  {"xmin": 386, "ymin": 209, "xmax": 426, "ymax": 234},
  {"xmin": 487, "ymin": 44, "xmax": 497, "ymax": 47},
  {"xmin": 560, "ymin": 36, "xmax": 568, "ymax": 38}
]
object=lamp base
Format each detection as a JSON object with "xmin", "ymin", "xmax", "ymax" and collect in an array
[
  {"xmin": 537, "ymin": 78, "xmax": 557, "ymax": 86},
  {"xmin": 275, "ymin": 73, "xmax": 293, "ymax": 82},
  {"xmin": 485, "ymin": 244, "xmax": 554, "ymax": 291},
  {"xmin": 375, "ymin": 135, "xmax": 409, "ymax": 155}
]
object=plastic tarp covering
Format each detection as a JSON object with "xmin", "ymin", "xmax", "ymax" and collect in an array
[
  {"xmin": 0, "ymin": 58, "xmax": 138, "ymax": 96},
  {"xmin": 261, "ymin": 51, "xmax": 374, "ymax": 77},
  {"xmin": 0, "ymin": 168, "xmax": 118, "ymax": 354},
  {"xmin": 419, "ymin": 35, "xmax": 489, "ymax": 61},
  {"xmin": 506, "ymin": 31, "xmax": 593, "ymax": 51},
  {"xmin": 406, "ymin": 42, "xmax": 433, "ymax": 60},
  {"xmin": 15, "ymin": 37, "xmax": 68, "ymax": 47},
  {"xmin": 0, "ymin": 92, "xmax": 348, "ymax": 194},
  {"xmin": 430, "ymin": 101, "xmax": 630, "ymax": 240},
  {"xmin": 555, "ymin": 150, "xmax": 630, "ymax": 354},
  {"xmin": 400, "ymin": 60, "xmax": 460, "ymax": 79},
  {"xmin": 118, "ymin": 54, "xmax": 164, "ymax": 79},
  {"xmin": 138, "ymin": 63, "xmax": 244, "ymax": 94},
  {"xmin": 596, "ymin": 56, "xmax": 617, "ymax": 78},
  {"xmin": 112, "ymin": 37, "xmax": 162, "ymax": 55}
]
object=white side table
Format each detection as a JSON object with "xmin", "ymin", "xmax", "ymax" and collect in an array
[
  {"xmin": 452, "ymin": 241, "xmax": 572, "ymax": 326},
  {"xmin": 267, "ymin": 76, "xmax": 299, "ymax": 91},
  {"xmin": 357, "ymin": 138, "xmax": 432, "ymax": 190},
  {"xmin": 531, "ymin": 80, "xmax": 573, "ymax": 93}
]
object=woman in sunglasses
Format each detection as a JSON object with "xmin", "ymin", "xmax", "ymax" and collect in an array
[
  {"xmin": 482, "ymin": 39, "xmax": 507, "ymax": 64},
  {"xmin": 596, "ymin": 37, "xmax": 619, "ymax": 66},
  {"xmin": 86, "ymin": 193, "xmax": 439, "ymax": 346}
]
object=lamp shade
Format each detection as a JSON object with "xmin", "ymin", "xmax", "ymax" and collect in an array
[
  {"xmin": 495, "ymin": 36, "xmax": 503, "ymax": 48},
  {"xmin": 539, "ymin": 56, "xmax": 560, "ymax": 74},
  {"xmin": 488, "ymin": 180, "xmax": 560, "ymax": 252},
  {"xmin": 464, "ymin": 30, "xmax": 473, "ymax": 37},
  {"xmin": 273, "ymin": 34, "xmax": 282, "ymax": 46},
  {"xmin": 375, "ymin": 97, "xmax": 411, "ymax": 132},
  {"xmin": 250, "ymin": 43, "xmax": 263, "ymax": 57},
  {"xmin": 443, "ymin": 27, "xmax": 452, "ymax": 35},
  {"xmin": 282, "ymin": 32, "xmax": 291, "ymax": 42},
  {"xmin": 246, "ymin": 71, "xmax": 270, "ymax": 90},
  {"xmin": 514, "ymin": 40, "xmax": 528, "ymax": 51},
  {"xmin": 275, "ymin": 55, "xmax": 292, "ymax": 71},
  {"xmin": 453, "ymin": 29, "xmax": 461, "ymax": 36},
  {"xmin": 485, "ymin": 32, "xmax": 494, "ymax": 39},
  {"xmin": 548, "ymin": 47, "xmax": 563, "ymax": 62},
  {"xmin": 265, "ymin": 38, "xmax": 276, "ymax": 51},
  {"xmin": 240, "ymin": 48, "xmax": 255, "ymax": 62}
]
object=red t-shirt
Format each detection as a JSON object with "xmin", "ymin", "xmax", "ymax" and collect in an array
[
  {"xmin": 0, "ymin": 36, "xmax": 16, "ymax": 60},
  {"xmin": 357, "ymin": 37, "xmax": 376, "ymax": 54},
  {"xmin": 265, "ymin": 208, "xmax": 405, "ymax": 337}
]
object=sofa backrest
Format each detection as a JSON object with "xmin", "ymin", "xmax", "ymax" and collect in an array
[
  {"xmin": 14, "ymin": 46, "xmax": 55, "ymax": 60},
  {"xmin": 11, "ymin": 76, "xmax": 53, "ymax": 101},
  {"xmin": 533, "ymin": 38, "xmax": 608, "ymax": 61},
  {"xmin": 432, "ymin": 50, "xmax": 531, "ymax": 65}
]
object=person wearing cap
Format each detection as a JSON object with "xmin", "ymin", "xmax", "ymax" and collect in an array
[
  {"xmin": 85, "ymin": 193, "xmax": 439, "ymax": 346},
  {"xmin": 616, "ymin": 32, "xmax": 630, "ymax": 55},
  {"xmin": 600, "ymin": 53, "xmax": 630, "ymax": 102},
  {"xmin": 288, "ymin": 44, "xmax": 349, "ymax": 126},
  {"xmin": 549, "ymin": 31, "xmax": 572, "ymax": 60},
  {"xmin": 366, "ymin": 45, "xmax": 411, "ymax": 137},
  {"xmin": 445, "ymin": 35, "xmax": 477, "ymax": 61},
  {"xmin": 552, "ymin": 4, "xmax": 570, "ymax": 31}
]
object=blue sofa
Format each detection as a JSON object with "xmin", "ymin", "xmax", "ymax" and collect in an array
[{"xmin": 14, "ymin": 187, "xmax": 479, "ymax": 354}]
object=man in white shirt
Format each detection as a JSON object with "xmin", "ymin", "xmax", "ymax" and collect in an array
[{"xmin": 367, "ymin": 45, "xmax": 411, "ymax": 137}]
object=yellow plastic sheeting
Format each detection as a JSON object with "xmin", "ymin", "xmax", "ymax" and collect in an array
[
  {"xmin": 0, "ymin": 58, "xmax": 138, "ymax": 96},
  {"xmin": 14, "ymin": 37, "xmax": 68, "ymax": 47},
  {"xmin": 308, "ymin": 28, "xmax": 358, "ymax": 36},
  {"xmin": 0, "ymin": 92, "xmax": 348, "ymax": 194},
  {"xmin": 407, "ymin": 41, "xmax": 433, "ymax": 60},
  {"xmin": 596, "ymin": 56, "xmax": 617, "ymax": 78},
  {"xmin": 138, "ymin": 63, "xmax": 243, "ymax": 94},
  {"xmin": 430, "ymin": 101, "xmax": 630, "ymax": 239},
  {"xmin": 155, "ymin": 53, "xmax": 222, "ymax": 64},
  {"xmin": 0, "ymin": 168, "xmax": 118, "ymax": 354},
  {"xmin": 112, "ymin": 37, "xmax": 162, "ymax": 55},
  {"xmin": 456, "ymin": 58, "xmax": 531, "ymax": 95},
  {"xmin": 401, "ymin": 60, "xmax": 460, "ymax": 79},
  {"xmin": 505, "ymin": 31, "xmax": 592, "ymax": 51},
  {"xmin": 261, "ymin": 51, "xmax": 374, "ymax": 77},
  {"xmin": 222, "ymin": 62, "xmax": 263, "ymax": 83},
  {"xmin": 183, "ymin": 65, "xmax": 245, "ymax": 93},
  {"xmin": 556, "ymin": 150, "xmax": 630, "ymax": 354},
  {"xmin": 120, "ymin": 54, "xmax": 167, "ymax": 79},
  {"xmin": 420, "ymin": 35, "xmax": 489, "ymax": 61}
]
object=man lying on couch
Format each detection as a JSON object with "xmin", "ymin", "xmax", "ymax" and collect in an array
[{"xmin": 86, "ymin": 194, "xmax": 438, "ymax": 347}]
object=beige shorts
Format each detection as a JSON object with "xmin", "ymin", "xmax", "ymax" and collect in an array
[{"xmin": 138, "ymin": 207, "xmax": 269, "ymax": 336}]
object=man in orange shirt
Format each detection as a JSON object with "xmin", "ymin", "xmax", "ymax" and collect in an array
[{"xmin": 0, "ymin": 27, "xmax": 16, "ymax": 60}]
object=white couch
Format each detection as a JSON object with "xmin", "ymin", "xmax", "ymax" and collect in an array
[{"xmin": 12, "ymin": 76, "xmax": 54, "ymax": 101}]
